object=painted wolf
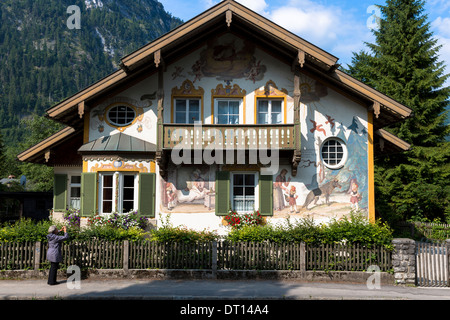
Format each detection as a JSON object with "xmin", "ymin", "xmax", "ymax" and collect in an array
[{"xmin": 302, "ymin": 179, "xmax": 342, "ymax": 210}]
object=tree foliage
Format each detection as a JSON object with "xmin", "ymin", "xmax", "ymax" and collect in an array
[{"xmin": 344, "ymin": 0, "xmax": 450, "ymax": 223}]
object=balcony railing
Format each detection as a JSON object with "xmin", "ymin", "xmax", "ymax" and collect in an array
[{"xmin": 162, "ymin": 124, "xmax": 296, "ymax": 150}]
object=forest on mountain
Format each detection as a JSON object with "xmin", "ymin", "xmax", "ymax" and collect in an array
[{"xmin": 0, "ymin": 0, "xmax": 181, "ymax": 145}]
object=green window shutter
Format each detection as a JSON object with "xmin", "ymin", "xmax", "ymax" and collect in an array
[
  {"xmin": 215, "ymin": 171, "xmax": 230, "ymax": 216},
  {"xmin": 53, "ymin": 174, "xmax": 67, "ymax": 211},
  {"xmin": 139, "ymin": 173, "xmax": 156, "ymax": 217},
  {"xmin": 81, "ymin": 172, "xmax": 97, "ymax": 216},
  {"xmin": 259, "ymin": 173, "xmax": 273, "ymax": 216}
]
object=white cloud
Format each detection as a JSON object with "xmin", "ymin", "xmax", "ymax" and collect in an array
[
  {"xmin": 270, "ymin": 5, "xmax": 338, "ymax": 43},
  {"xmin": 430, "ymin": 16, "xmax": 450, "ymax": 87},
  {"xmin": 235, "ymin": 0, "xmax": 269, "ymax": 14},
  {"xmin": 432, "ymin": 17, "xmax": 450, "ymax": 38},
  {"xmin": 265, "ymin": 0, "xmax": 372, "ymax": 67}
]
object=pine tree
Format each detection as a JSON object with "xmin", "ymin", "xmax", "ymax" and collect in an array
[{"xmin": 345, "ymin": 0, "xmax": 450, "ymax": 223}]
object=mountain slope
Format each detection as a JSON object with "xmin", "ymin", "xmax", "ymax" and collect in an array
[{"xmin": 0, "ymin": 0, "xmax": 182, "ymax": 145}]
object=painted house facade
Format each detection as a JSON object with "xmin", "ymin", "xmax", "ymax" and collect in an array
[{"xmin": 18, "ymin": 1, "xmax": 412, "ymax": 233}]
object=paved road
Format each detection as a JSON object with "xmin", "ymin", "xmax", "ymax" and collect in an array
[{"xmin": 0, "ymin": 278, "xmax": 449, "ymax": 300}]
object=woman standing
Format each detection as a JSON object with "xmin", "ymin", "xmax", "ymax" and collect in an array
[{"xmin": 46, "ymin": 225, "xmax": 69, "ymax": 285}]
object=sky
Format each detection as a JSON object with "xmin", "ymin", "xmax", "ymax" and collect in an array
[{"xmin": 159, "ymin": 0, "xmax": 450, "ymax": 86}]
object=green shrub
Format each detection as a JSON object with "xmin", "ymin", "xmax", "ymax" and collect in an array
[
  {"xmin": 0, "ymin": 218, "xmax": 149, "ymax": 242},
  {"xmin": 0, "ymin": 218, "xmax": 56, "ymax": 242},
  {"xmin": 149, "ymin": 226, "xmax": 220, "ymax": 243},
  {"xmin": 226, "ymin": 213, "xmax": 394, "ymax": 249},
  {"xmin": 71, "ymin": 225, "xmax": 148, "ymax": 242}
]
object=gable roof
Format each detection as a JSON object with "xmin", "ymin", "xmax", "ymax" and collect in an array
[
  {"xmin": 18, "ymin": 0, "xmax": 413, "ymax": 164},
  {"xmin": 44, "ymin": 0, "xmax": 411, "ymax": 131}
]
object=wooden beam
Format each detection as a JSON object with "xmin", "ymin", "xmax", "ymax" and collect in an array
[
  {"xmin": 292, "ymin": 68, "xmax": 301, "ymax": 176},
  {"xmin": 78, "ymin": 101, "xmax": 85, "ymax": 119},
  {"xmin": 154, "ymin": 50, "xmax": 161, "ymax": 68},
  {"xmin": 298, "ymin": 50, "xmax": 305, "ymax": 68},
  {"xmin": 372, "ymin": 101, "xmax": 381, "ymax": 119},
  {"xmin": 368, "ymin": 111, "xmax": 375, "ymax": 223},
  {"xmin": 226, "ymin": 10, "xmax": 232, "ymax": 27}
]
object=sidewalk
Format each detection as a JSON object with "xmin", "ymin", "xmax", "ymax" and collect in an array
[{"xmin": 0, "ymin": 278, "xmax": 449, "ymax": 300}]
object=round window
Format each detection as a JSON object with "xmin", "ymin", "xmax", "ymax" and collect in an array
[
  {"xmin": 107, "ymin": 105, "xmax": 136, "ymax": 127},
  {"xmin": 321, "ymin": 138, "xmax": 347, "ymax": 169}
]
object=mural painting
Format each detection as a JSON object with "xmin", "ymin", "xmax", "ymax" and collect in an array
[
  {"xmin": 160, "ymin": 165, "xmax": 216, "ymax": 213},
  {"xmin": 272, "ymin": 116, "xmax": 369, "ymax": 221},
  {"xmin": 190, "ymin": 33, "xmax": 266, "ymax": 82}
]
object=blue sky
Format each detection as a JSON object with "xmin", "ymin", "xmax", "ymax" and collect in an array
[{"xmin": 159, "ymin": 0, "xmax": 450, "ymax": 86}]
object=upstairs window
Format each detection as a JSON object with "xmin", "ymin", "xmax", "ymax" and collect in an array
[
  {"xmin": 107, "ymin": 105, "xmax": 136, "ymax": 127},
  {"xmin": 257, "ymin": 99, "xmax": 282, "ymax": 124},
  {"xmin": 321, "ymin": 138, "xmax": 348, "ymax": 169},
  {"xmin": 216, "ymin": 99, "xmax": 241, "ymax": 124},
  {"xmin": 174, "ymin": 99, "xmax": 201, "ymax": 124}
]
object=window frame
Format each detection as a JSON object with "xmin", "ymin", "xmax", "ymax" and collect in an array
[
  {"xmin": 256, "ymin": 98, "xmax": 284, "ymax": 124},
  {"xmin": 106, "ymin": 104, "xmax": 136, "ymax": 127},
  {"xmin": 320, "ymin": 137, "xmax": 348, "ymax": 169},
  {"xmin": 68, "ymin": 174, "xmax": 81, "ymax": 210},
  {"xmin": 98, "ymin": 172, "xmax": 139, "ymax": 214},
  {"xmin": 214, "ymin": 98, "xmax": 244, "ymax": 125},
  {"xmin": 173, "ymin": 98, "xmax": 202, "ymax": 124},
  {"xmin": 230, "ymin": 172, "xmax": 259, "ymax": 213}
]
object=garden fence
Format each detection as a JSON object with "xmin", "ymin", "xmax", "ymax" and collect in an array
[
  {"xmin": 0, "ymin": 240, "xmax": 392, "ymax": 272},
  {"xmin": 396, "ymin": 221, "xmax": 450, "ymax": 239}
]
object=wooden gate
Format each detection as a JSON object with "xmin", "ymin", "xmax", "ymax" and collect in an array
[{"xmin": 416, "ymin": 241, "xmax": 449, "ymax": 287}]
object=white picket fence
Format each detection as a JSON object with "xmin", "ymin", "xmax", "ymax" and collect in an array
[{"xmin": 416, "ymin": 241, "xmax": 449, "ymax": 287}]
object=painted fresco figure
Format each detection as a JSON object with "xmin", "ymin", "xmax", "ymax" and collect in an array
[
  {"xmin": 286, "ymin": 185, "xmax": 299, "ymax": 214},
  {"xmin": 166, "ymin": 182, "xmax": 177, "ymax": 210},
  {"xmin": 350, "ymin": 182, "xmax": 361, "ymax": 211},
  {"xmin": 273, "ymin": 169, "xmax": 291, "ymax": 211}
]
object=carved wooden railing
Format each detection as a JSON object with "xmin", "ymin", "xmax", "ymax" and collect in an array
[{"xmin": 162, "ymin": 124, "xmax": 296, "ymax": 150}]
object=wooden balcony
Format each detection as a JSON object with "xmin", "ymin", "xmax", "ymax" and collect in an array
[{"xmin": 162, "ymin": 124, "xmax": 297, "ymax": 150}]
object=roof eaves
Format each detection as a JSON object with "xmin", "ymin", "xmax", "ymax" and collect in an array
[
  {"xmin": 17, "ymin": 127, "xmax": 76, "ymax": 162},
  {"xmin": 333, "ymin": 70, "xmax": 412, "ymax": 118},
  {"xmin": 375, "ymin": 129, "xmax": 411, "ymax": 151}
]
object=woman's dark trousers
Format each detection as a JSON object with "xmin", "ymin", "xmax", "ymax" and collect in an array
[{"xmin": 48, "ymin": 262, "xmax": 59, "ymax": 285}]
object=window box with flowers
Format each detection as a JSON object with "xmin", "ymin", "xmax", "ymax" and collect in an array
[{"xmin": 222, "ymin": 210, "xmax": 265, "ymax": 230}]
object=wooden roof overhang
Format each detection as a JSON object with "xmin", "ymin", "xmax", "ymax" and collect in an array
[
  {"xmin": 16, "ymin": 127, "xmax": 83, "ymax": 166},
  {"xmin": 374, "ymin": 128, "xmax": 411, "ymax": 156}
]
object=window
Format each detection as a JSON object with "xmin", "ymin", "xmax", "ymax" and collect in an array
[
  {"xmin": 99, "ymin": 173, "xmax": 138, "ymax": 214},
  {"xmin": 174, "ymin": 99, "xmax": 200, "ymax": 123},
  {"xmin": 69, "ymin": 175, "xmax": 81, "ymax": 210},
  {"xmin": 232, "ymin": 173, "xmax": 256, "ymax": 212},
  {"xmin": 107, "ymin": 105, "xmax": 136, "ymax": 127},
  {"xmin": 321, "ymin": 138, "xmax": 347, "ymax": 169},
  {"xmin": 217, "ymin": 99, "xmax": 240, "ymax": 124},
  {"xmin": 257, "ymin": 99, "xmax": 282, "ymax": 124}
]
